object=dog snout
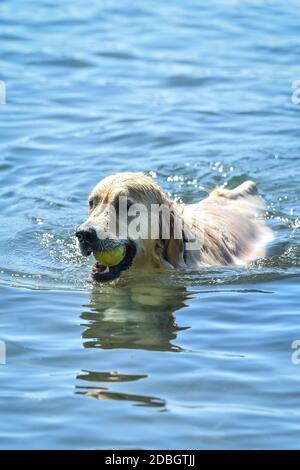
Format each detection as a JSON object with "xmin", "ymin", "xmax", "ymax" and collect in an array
[{"xmin": 76, "ymin": 227, "xmax": 97, "ymax": 245}]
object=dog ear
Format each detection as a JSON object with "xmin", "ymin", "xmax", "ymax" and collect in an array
[{"xmin": 161, "ymin": 207, "xmax": 185, "ymax": 268}]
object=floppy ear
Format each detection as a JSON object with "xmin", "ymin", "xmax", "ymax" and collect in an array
[{"xmin": 160, "ymin": 207, "xmax": 185, "ymax": 268}]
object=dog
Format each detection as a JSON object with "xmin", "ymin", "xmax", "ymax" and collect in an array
[{"xmin": 76, "ymin": 172, "xmax": 273, "ymax": 282}]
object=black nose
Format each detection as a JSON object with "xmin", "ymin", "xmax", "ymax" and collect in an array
[{"xmin": 75, "ymin": 227, "xmax": 97, "ymax": 244}]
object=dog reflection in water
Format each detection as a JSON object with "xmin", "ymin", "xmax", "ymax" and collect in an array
[{"xmin": 76, "ymin": 278, "xmax": 190, "ymax": 406}]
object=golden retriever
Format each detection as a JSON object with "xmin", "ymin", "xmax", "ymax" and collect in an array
[{"xmin": 76, "ymin": 172, "xmax": 273, "ymax": 282}]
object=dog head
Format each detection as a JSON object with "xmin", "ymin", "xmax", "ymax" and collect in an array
[{"xmin": 76, "ymin": 172, "xmax": 185, "ymax": 282}]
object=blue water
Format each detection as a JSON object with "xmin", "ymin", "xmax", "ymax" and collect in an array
[{"xmin": 0, "ymin": 0, "xmax": 300, "ymax": 449}]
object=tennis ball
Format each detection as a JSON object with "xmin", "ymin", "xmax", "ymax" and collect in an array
[{"xmin": 94, "ymin": 246, "xmax": 126, "ymax": 267}]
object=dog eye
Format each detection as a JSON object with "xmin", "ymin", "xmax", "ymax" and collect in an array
[{"xmin": 89, "ymin": 199, "xmax": 94, "ymax": 209}]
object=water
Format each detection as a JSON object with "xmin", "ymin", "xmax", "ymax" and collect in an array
[{"xmin": 0, "ymin": 0, "xmax": 300, "ymax": 449}]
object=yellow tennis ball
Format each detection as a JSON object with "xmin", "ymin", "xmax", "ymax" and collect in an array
[{"xmin": 94, "ymin": 246, "xmax": 126, "ymax": 267}]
